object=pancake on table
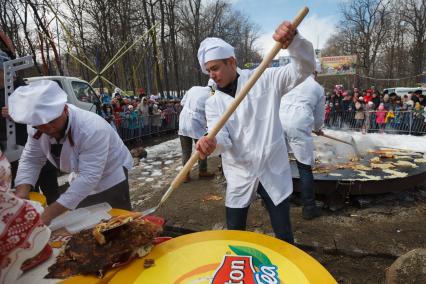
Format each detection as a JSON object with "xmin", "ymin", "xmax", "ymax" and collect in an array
[{"xmin": 45, "ymin": 214, "xmax": 162, "ymax": 279}]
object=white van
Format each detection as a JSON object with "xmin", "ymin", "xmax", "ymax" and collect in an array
[
  {"xmin": 25, "ymin": 76, "xmax": 101, "ymax": 112},
  {"xmin": 383, "ymin": 87, "xmax": 426, "ymax": 97}
]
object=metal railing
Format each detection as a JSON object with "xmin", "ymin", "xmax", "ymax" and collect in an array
[
  {"xmin": 324, "ymin": 110, "xmax": 426, "ymax": 135},
  {"xmin": 113, "ymin": 112, "xmax": 179, "ymax": 141},
  {"xmin": 110, "ymin": 109, "xmax": 426, "ymax": 141}
]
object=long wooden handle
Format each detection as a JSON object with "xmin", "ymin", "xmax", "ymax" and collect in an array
[
  {"xmin": 320, "ymin": 133, "xmax": 353, "ymax": 146},
  {"xmin": 171, "ymin": 6, "xmax": 310, "ymax": 190}
]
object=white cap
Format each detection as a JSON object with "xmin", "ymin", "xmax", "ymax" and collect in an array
[
  {"xmin": 198, "ymin": 37, "xmax": 235, "ymax": 74},
  {"xmin": 315, "ymin": 58, "xmax": 322, "ymax": 73},
  {"xmin": 9, "ymin": 80, "xmax": 67, "ymax": 126}
]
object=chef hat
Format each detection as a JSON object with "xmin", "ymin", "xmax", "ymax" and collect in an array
[
  {"xmin": 9, "ymin": 80, "xmax": 67, "ymax": 126},
  {"xmin": 314, "ymin": 58, "xmax": 322, "ymax": 73},
  {"xmin": 198, "ymin": 37, "xmax": 235, "ymax": 74}
]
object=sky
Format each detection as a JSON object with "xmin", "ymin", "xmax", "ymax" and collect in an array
[{"xmin": 232, "ymin": 0, "xmax": 345, "ymax": 58}]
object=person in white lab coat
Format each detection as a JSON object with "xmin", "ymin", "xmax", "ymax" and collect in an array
[
  {"xmin": 178, "ymin": 81, "xmax": 216, "ymax": 181},
  {"xmin": 9, "ymin": 80, "xmax": 133, "ymax": 225},
  {"xmin": 279, "ymin": 60, "xmax": 325, "ymax": 220},
  {"xmin": 196, "ymin": 21, "xmax": 315, "ymax": 243}
]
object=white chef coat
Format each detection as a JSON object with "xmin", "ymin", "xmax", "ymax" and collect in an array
[
  {"xmin": 205, "ymin": 34, "xmax": 315, "ymax": 208},
  {"xmin": 279, "ymin": 75, "xmax": 325, "ymax": 165},
  {"xmin": 178, "ymin": 86, "xmax": 211, "ymax": 139},
  {"xmin": 15, "ymin": 104, "xmax": 133, "ymax": 209}
]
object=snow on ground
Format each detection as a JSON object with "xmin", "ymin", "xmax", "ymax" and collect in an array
[
  {"xmin": 145, "ymin": 138, "xmax": 181, "ymax": 159},
  {"xmin": 129, "ymin": 138, "xmax": 184, "ymax": 207}
]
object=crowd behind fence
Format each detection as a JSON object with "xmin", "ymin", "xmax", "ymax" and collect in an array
[
  {"xmin": 110, "ymin": 109, "xmax": 425, "ymax": 142},
  {"xmin": 113, "ymin": 112, "xmax": 179, "ymax": 141},
  {"xmin": 102, "ymin": 88, "xmax": 426, "ymax": 143},
  {"xmin": 324, "ymin": 110, "xmax": 426, "ymax": 135}
]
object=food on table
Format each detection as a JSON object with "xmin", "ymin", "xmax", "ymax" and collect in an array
[
  {"xmin": 370, "ymin": 157, "xmax": 381, "ymax": 163},
  {"xmin": 392, "ymin": 160, "xmax": 418, "ymax": 168},
  {"xmin": 370, "ymin": 163, "xmax": 395, "ymax": 170},
  {"xmin": 353, "ymin": 164, "xmax": 372, "ymax": 171},
  {"xmin": 394, "ymin": 155, "xmax": 412, "ymax": 159},
  {"xmin": 144, "ymin": 259, "xmax": 155, "ymax": 268},
  {"xmin": 354, "ymin": 170, "xmax": 381, "ymax": 181},
  {"xmin": 45, "ymin": 214, "xmax": 162, "ymax": 279},
  {"xmin": 312, "ymin": 165, "xmax": 331, "ymax": 174},
  {"xmin": 368, "ymin": 150, "xmax": 395, "ymax": 159},
  {"xmin": 336, "ymin": 162, "xmax": 358, "ymax": 169},
  {"xmin": 382, "ymin": 169, "xmax": 408, "ymax": 178}
]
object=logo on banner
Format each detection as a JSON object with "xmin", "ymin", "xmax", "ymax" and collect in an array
[{"xmin": 211, "ymin": 245, "xmax": 280, "ymax": 284}]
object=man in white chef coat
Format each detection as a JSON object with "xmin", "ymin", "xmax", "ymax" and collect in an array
[
  {"xmin": 178, "ymin": 80, "xmax": 216, "ymax": 182},
  {"xmin": 279, "ymin": 60, "xmax": 325, "ymax": 220},
  {"xmin": 9, "ymin": 80, "xmax": 133, "ymax": 225},
  {"xmin": 196, "ymin": 21, "xmax": 315, "ymax": 243}
]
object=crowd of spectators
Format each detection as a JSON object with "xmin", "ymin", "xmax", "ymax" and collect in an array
[
  {"xmin": 94, "ymin": 85, "xmax": 426, "ymax": 141},
  {"xmin": 325, "ymin": 85, "xmax": 426, "ymax": 135},
  {"xmin": 97, "ymin": 90, "xmax": 182, "ymax": 141}
]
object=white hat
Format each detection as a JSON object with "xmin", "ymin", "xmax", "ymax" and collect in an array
[
  {"xmin": 9, "ymin": 80, "xmax": 67, "ymax": 126},
  {"xmin": 198, "ymin": 37, "xmax": 235, "ymax": 74},
  {"xmin": 315, "ymin": 58, "xmax": 322, "ymax": 73}
]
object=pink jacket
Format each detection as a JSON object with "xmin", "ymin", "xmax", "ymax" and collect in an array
[{"xmin": 376, "ymin": 110, "xmax": 387, "ymax": 124}]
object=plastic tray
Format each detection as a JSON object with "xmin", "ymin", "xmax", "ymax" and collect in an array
[
  {"xmin": 49, "ymin": 202, "xmax": 112, "ymax": 232},
  {"xmin": 66, "ymin": 210, "xmax": 111, "ymax": 234},
  {"xmin": 49, "ymin": 208, "xmax": 90, "ymax": 231}
]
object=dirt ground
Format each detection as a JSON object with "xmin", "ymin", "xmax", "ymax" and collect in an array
[{"xmin": 128, "ymin": 136, "xmax": 426, "ymax": 283}]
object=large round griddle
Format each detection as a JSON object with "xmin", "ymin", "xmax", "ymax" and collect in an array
[{"xmin": 291, "ymin": 151, "xmax": 426, "ymax": 195}]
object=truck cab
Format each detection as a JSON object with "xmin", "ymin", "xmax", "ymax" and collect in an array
[
  {"xmin": 25, "ymin": 76, "xmax": 101, "ymax": 112},
  {"xmin": 383, "ymin": 87, "xmax": 426, "ymax": 97}
]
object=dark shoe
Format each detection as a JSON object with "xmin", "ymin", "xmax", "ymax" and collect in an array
[
  {"xmin": 199, "ymin": 171, "xmax": 215, "ymax": 178},
  {"xmin": 302, "ymin": 206, "xmax": 322, "ymax": 220}
]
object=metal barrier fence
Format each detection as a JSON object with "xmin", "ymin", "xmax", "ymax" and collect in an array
[
  {"xmin": 324, "ymin": 110, "xmax": 426, "ymax": 135},
  {"xmin": 114, "ymin": 113, "xmax": 179, "ymax": 141},
  {"xmin": 112, "ymin": 110, "xmax": 425, "ymax": 141}
]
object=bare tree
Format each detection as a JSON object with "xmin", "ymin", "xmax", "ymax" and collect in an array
[
  {"xmin": 25, "ymin": 0, "xmax": 63, "ymax": 75},
  {"xmin": 400, "ymin": 0, "xmax": 426, "ymax": 75},
  {"xmin": 339, "ymin": 0, "xmax": 392, "ymax": 76},
  {"xmin": 1, "ymin": 0, "xmax": 266, "ymax": 94}
]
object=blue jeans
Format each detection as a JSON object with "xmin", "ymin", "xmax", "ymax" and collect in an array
[
  {"xmin": 296, "ymin": 160, "xmax": 315, "ymax": 208},
  {"xmin": 226, "ymin": 182, "xmax": 294, "ymax": 244}
]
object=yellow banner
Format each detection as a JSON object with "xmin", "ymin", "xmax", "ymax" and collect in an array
[{"xmin": 320, "ymin": 55, "xmax": 357, "ymax": 75}]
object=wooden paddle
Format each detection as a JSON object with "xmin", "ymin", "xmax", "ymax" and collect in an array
[{"xmin": 141, "ymin": 6, "xmax": 310, "ymax": 216}]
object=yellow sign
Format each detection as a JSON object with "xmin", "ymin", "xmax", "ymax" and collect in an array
[
  {"xmin": 320, "ymin": 55, "xmax": 357, "ymax": 75},
  {"xmin": 110, "ymin": 230, "xmax": 336, "ymax": 284}
]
